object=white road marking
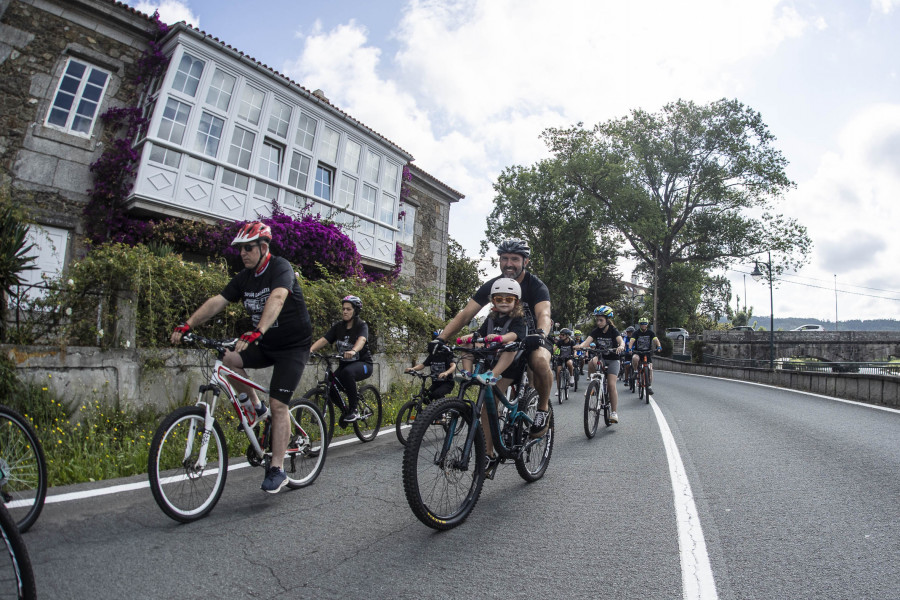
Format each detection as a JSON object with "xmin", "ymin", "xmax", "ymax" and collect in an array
[
  {"xmin": 650, "ymin": 396, "xmax": 719, "ymax": 600},
  {"xmin": 41, "ymin": 427, "xmax": 394, "ymax": 504}
]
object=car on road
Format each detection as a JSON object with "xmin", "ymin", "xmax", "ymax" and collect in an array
[
  {"xmin": 729, "ymin": 326, "xmax": 755, "ymax": 332},
  {"xmin": 665, "ymin": 327, "xmax": 690, "ymax": 341},
  {"xmin": 791, "ymin": 324, "xmax": 826, "ymax": 332}
]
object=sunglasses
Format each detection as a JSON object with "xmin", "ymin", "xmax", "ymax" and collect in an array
[
  {"xmin": 239, "ymin": 244, "xmax": 257, "ymax": 253},
  {"xmin": 492, "ymin": 295, "xmax": 518, "ymax": 304}
]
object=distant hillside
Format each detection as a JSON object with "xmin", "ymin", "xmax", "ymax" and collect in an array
[{"xmin": 744, "ymin": 317, "xmax": 900, "ymax": 332}]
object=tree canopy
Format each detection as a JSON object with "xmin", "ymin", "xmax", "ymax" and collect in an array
[
  {"xmin": 542, "ymin": 98, "xmax": 811, "ymax": 329},
  {"xmin": 445, "ymin": 237, "xmax": 483, "ymax": 318}
]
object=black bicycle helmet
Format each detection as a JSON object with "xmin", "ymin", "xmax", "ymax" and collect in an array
[
  {"xmin": 496, "ymin": 239, "xmax": 530, "ymax": 259},
  {"xmin": 342, "ymin": 295, "xmax": 363, "ymax": 315}
]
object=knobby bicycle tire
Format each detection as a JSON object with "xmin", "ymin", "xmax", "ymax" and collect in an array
[
  {"xmin": 148, "ymin": 406, "xmax": 228, "ymax": 523},
  {"xmin": 284, "ymin": 400, "xmax": 327, "ymax": 488},
  {"xmin": 302, "ymin": 388, "xmax": 336, "ymax": 447},
  {"xmin": 602, "ymin": 380, "xmax": 612, "ymax": 427},
  {"xmin": 0, "ymin": 503, "xmax": 36, "ymax": 600},
  {"xmin": 644, "ymin": 366, "xmax": 651, "ymax": 404},
  {"xmin": 515, "ymin": 389, "xmax": 554, "ymax": 482},
  {"xmin": 583, "ymin": 380, "xmax": 601, "ymax": 439},
  {"xmin": 395, "ymin": 400, "xmax": 420, "ymax": 446},
  {"xmin": 353, "ymin": 385, "xmax": 382, "ymax": 442},
  {"xmin": 402, "ymin": 397, "xmax": 485, "ymax": 530},
  {"xmin": 0, "ymin": 406, "xmax": 48, "ymax": 533}
]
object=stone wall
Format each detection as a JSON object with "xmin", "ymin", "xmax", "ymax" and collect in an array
[
  {"xmin": 397, "ymin": 164, "xmax": 462, "ymax": 319},
  {"xmin": 4, "ymin": 343, "xmax": 422, "ymax": 411},
  {"xmin": 655, "ymin": 356, "xmax": 900, "ymax": 408},
  {"xmin": 0, "ymin": 0, "xmax": 156, "ymax": 256}
]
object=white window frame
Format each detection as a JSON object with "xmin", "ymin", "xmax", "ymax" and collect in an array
[
  {"xmin": 295, "ymin": 112, "xmax": 317, "ymax": 151},
  {"xmin": 157, "ymin": 97, "xmax": 191, "ymax": 144},
  {"xmin": 171, "ymin": 52, "xmax": 205, "ymax": 97},
  {"xmin": 287, "ymin": 151, "xmax": 311, "ymax": 191},
  {"xmin": 194, "ymin": 111, "xmax": 225, "ymax": 157},
  {"xmin": 237, "ymin": 84, "xmax": 265, "ymax": 125},
  {"xmin": 257, "ymin": 140, "xmax": 283, "ymax": 181},
  {"xmin": 337, "ymin": 176, "xmax": 357, "ymax": 209},
  {"xmin": 205, "ymin": 67, "xmax": 236, "ymax": 111},
  {"xmin": 314, "ymin": 164, "xmax": 333, "ymax": 201},
  {"xmin": 227, "ymin": 126, "xmax": 256, "ymax": 169},
  {"xmin": 267, "ymin": 97, "xmax": 292, "ymax": 138},
  {"xmin": 319, "ymin": 126, "xmax": 340, "ymax": 164},
  {"xmin": 45, "ymin": 58, "xmax": 110, "ymax": 138}
]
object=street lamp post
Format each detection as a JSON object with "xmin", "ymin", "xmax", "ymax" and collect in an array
[{"xmin": 751, "ymin": 251, "xmax": 775, "ymax": 371}]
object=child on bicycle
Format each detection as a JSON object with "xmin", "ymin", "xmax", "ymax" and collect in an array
[
  {"xmin": 456, "ymin": 278, "xmax": 527, "ymax": 472},
  {"xmin": 576, "ymin": 305, "xmax": 625, "ymax": 424},
  {"xmin": 405, "ymin": 331, "xmax": 456, "ymax": 403},
  {"xmin": 553, "ymin": 328, "xmax": 577, "ymax": 392}
]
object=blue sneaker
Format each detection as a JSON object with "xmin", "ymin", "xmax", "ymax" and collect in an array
[
  {"xmin": 454, "ymin": 370, "xmax": 473, "ymax": 382},
  {"xmin": 261, "ymin": 466, "xmax": 288, "ymax": 494}
]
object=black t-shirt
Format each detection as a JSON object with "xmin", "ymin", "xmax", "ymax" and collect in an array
[
  {"xmin": 472, "ymin": 272, "xmax": 551, "ymax": 332},
  {"xmin": 555, "ymin": 339, "xmax": 575, "ymax": 358},
  {"xmin": 477, "ymin": 313, "xmax": 527, "ymax": 342},
  {"xmin": 324, "ymin": 319, "xmax": 373, "ymax": 363},
  {"xmin": 423, "ymin": 345, "xmax": 455, "ymax": 377},
  {"xmin": 221, "ymin": 255, "xmax": 312, "ymax": 348},
  {"xmin": 632, "ymin": 328, "xmax": 657, "ymax": 352},
  {"xmin": 588, "ymin": 325, "xmax": 622, "ymax": 359}
]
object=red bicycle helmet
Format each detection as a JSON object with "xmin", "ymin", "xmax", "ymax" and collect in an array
[{"xmin": 231, "ymin": 222, "xmax": 272, "ymax": 245}]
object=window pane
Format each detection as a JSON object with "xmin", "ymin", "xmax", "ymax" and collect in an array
[
  {"xmin": 338, "ymin": 176, "xmax": 357, "ymax": 209},
  {"xmin": 227, "ymin": 127, "xmax": 255, "ymax": 169},
  {"xmin": 320, "ymin": 127, "xmax": 340, "ymax": 164},
  {"xmin": 222, "ymin": 169, "xmax": 249, "ymax": 190},
  {"xmin": 257, "ymin": 141, "xmax": 282, "ymax": 180},
  {"xmin": 194, "ymin": 112, "xmax": 225, "ymax": 157},
  {"xmin": 365, "ymin": 150, "xmax": 381, "ymax": 182},
  {"xmin": 380, "ymin": 193, "xmax": 395, "ymax": 224},
  {"xmin": 149, "ymin": 145, "xmax": 182, "ymax": 168},
  {"xmin": 237, "ymin": 85, "xmax": 265, "ymax": 125},
  {"xmin": 267, "ymin": 98, "xmax": 291, "ymax": 138},
  {"xmin": 254, "ymin": 180, "xmax": 278, "ymax": 200},
  {"xmin": 314, "ymin": 165, "xmax": 332, "ymax": 200},
  {"xmin": 295, "ymin": 113, "xmax": 317, "ymax": 151},
  {"xmin": 46, "ymin": 59, "xmax": 109, "ymax": 136},
  {"xmin": 171, "ymin": 53, "xmax": 205, "ymax": 96},
  {"xmin": 186, "ymin": 156, "xmax": 216, "ymax": 179},
  {"xmin": 384, "ymin": 162, "xmax": 400, "ymax": 193},
  {"xmin": 400, "ymin": 205, "xmax": 416, "ymax": 245},
  {"xmin": 205, "ymin": 68, "xmax": 235, "ymax": 111},
  {"xmin": 287, "ymin": 152, "xmax": 311, "ymax": 190},
  {"xmin": 157, "ymin": 97, "xmax": 191, "ymax": 144},
  {"xmin": 343, "ymin": 140, "xmax": 361, "ymax": 173},
  {"xmin": 357, "ymin": 184, "xmax": 377, "ymax": 218}
]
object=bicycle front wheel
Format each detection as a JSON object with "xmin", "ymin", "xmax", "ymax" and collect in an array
[
  {"xmin": 583, "ymin": 380, "xmax": 601, "ymax": 439},
  {"xmin": 515, "ymin": 390, "xmax": 554, "ymax": 482},
  {"xmin": 395, "ymin": 400, "xmax": 419, "ymax": 446},
  {"xmin": 353, "ymin": 385, "xmax": 382, "ymax": 442},
  {"xmin": 0, "ymin": 406, "xmax": 47, "ymax": 533},
  {"xmin": 148, "ymin": 406, "xmax": 228, "ymax": 523},
  {"xmin": 284, "ymin": 400, "xmax": 326, "ymax": 489},
  {"xmin": 602, "ymin": 382, "xmax": 612, "ymax": 426},
  {"xmin": 0, "ymin": 503, "xmax": 36, "ymax": 600},
  {"xmin": 402, "ymin": 398, "xmax": 485, "ymax": 530},
  {"xmin": 303, "ymin": 388, "xmax": 335, "ymax": 447}
]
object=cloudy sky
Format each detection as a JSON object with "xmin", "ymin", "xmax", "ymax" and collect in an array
[{"xmin": 129, "ymin": 0, "xmax": 900, "ymax": 322}]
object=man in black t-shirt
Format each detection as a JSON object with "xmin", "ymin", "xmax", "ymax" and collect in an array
[
  {"xmin": 438, "ymin": 239, "xmax": 554, "ymax": 438},
  {"xmin": 171, "ymin": 222, "xmax": 312, "ymax": 494},
  {"xmin": 627, "ymin": 317, "xmax": 662, "ymax": 395}
]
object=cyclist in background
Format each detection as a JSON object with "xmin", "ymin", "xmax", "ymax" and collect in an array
[
  {"xmin": 553, "ymin": 328, "xmax": 577, "ymax": 392},
  {"xmin": 309, "ymin": 295, "xmax": 373, "ymax": 424},
  {"xmin": 628, "ymin": 317, "xmax": 662, "ymax": 395},
  {"xmin": 406, "ymin": 331, "xmax": 456, "ymax": 403},
  {"xmin": 171, "ymin": 221, "xmax": 312, "ymax": 494},
  {"xmin": 620, "ymin": 326, "xmax": 635, "ymax": 384},
  {"xmin": 573, "ymin": 330, "xmax": 586, "ymax": 375},
  {"xmin": 577, "ymin": 306, "xmax": 625, "ymax": 423}
]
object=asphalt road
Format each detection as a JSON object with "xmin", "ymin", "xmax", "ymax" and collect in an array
[{"xmin": 19, "ymin": 372, "xmax": 900, "ymax": 599}]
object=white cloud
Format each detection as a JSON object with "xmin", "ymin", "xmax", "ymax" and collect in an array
[
  {"xmin": 133, "ymin": 1, "xmax": 199, "ymax": 27},
  {"xmin": 871, "ymin": 0, "xmax": 900, "ymax": 14}
]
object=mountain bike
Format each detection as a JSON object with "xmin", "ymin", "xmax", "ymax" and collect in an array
[
  {"xmin": 553, "ymin": 354, "xmax": 572, "ymax": 404},
  {"xmin": 396, "ymin": 371, "xmax": 451, "ymax": 446},
  {"xmin": 402, "ymin": 340, "xmax": 554, "ymax": 530},
  {"xmin": 148, "ymin": 333, "xmax": 327, "ymax": 523},
  {"xmin": 302, "ymin": 353, "xmax": 383, "ymax": 448},
  {"xmin": 635, "ymin": 351, "xmax": 653, "ymax": 402},
  {"xmin": 572, "ymin": 352, "xmax": 581, "ymax": 391},
  {"xmin": 0, "ymin": 405, "xmax": 47, "ymax": 533},
  {"xmin": 0, "ymin": 502, "xmax": 36, "ymax": 599},
  {"xmin": 583, "ymin": 350, "xmax": 612, "ymax": 438}
]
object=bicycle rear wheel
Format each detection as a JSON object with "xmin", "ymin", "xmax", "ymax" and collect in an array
[
  {"xmin": 303, "ymin": 388, "xmax": 335, "ymax": 447},
  {"xmin": 556, "ymin": 371, "xmax": 564, "ymax": 404},
  {"xmin": 353, "ymin": 385, "xmax": 382, "ymax": 442},
  {"xmin": 638, "ymin": 368, "xmax": 645, "ymax": 401},
  {"xmin": 148, "ymin": 406, "xmax": 227, "ymax": 523},
  {"xmin": 644, "ymin": 367, "xmax": 651, "ymax": 404},
  {"xmin": 0, "ymin": 406, "xmax": 47, "ymax": 533},
  {"xmin": 284, "ymin": 400, "xmax": 327, "ymax": 489},
  {"xmin": 395, "ymin": 400, "xmax": 419, "ymax": 446},
  {"xmin": 515, "ymin": 390, "xmax": 554, "ymax": 482},
  {"xmin": 573, "ymin": 366, "xmax": 579, "ymax": 392},
  {"xmin": 0, "ymin": 503, "xmax": 36, "ymax": 600},
  {"xmin": 583, "ymin": 380, "xmax": 601, "ymax": 439},
  {"xmin": 602, "ymin": 383, "xmax": 612, "ymax": 427},
  {"xmin": 402, "ymin": 398, "xmax": 485, "ymax": 530}
]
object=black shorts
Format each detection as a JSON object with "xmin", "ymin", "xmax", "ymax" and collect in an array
[
  {"xmin": 240, "ymin": 343, "xmax": 310, "ymax": 403},
  {"xmin": 633, "ymin": 351, "xmax": 654, "ymax": 364}
]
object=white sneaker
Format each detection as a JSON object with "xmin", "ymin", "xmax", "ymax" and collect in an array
[
  {"xmin": 609, "ymin": 411, "xmax": 619, "ymax": 423},
  {"xmin": 569, "ymin": 376, "xmax": 575, "ymax": 385}
]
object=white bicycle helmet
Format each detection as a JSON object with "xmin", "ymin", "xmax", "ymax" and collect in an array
[{"xmin": 490, "ymin": 278, "xmax": 521, "ymax": 298}]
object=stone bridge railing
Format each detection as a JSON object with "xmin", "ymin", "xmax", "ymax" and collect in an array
[{"xmin": 700, "ymin": 330, "xmax": 900, "ymax": 363}]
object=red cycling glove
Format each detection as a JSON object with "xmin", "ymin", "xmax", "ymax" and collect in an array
[
  {"xmin": 173, "ymin": 322, "xmax": 191, "ymax": 335},
  {"xmin": 240, "ymin": 330, "xmax": 262, "ymax": 345}
]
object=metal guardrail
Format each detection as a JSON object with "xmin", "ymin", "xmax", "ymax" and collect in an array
[{"xmin": 701, "ymin": 353, "xmax": 900, "ymax": 376}]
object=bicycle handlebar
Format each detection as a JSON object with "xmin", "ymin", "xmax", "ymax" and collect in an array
[{"xmin": 182, "ymin": 332, "xmax": 238, "ymax": 351}]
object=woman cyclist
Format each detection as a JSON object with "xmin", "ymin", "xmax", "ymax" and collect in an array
[
  {"xmin": 310, "ymin": 295, "xmax": 373, "ymax": 423},
  {"xmin": 576, "ymin": 305, "xmax": 625, "ymax": 423}
]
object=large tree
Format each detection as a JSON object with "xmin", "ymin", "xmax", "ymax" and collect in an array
[
  {"xmin": 482, "ymin": 159, "xmax": 623, "ymax": 326},
  {"xmin": 444, "ymin": 237, "xmax": 483, "ymax": 318},
  {"xmin": 543, "ymin": 98, "xmax": 811, "ymax": 329}
]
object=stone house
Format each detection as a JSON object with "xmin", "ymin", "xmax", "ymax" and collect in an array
[{"xmin": 0, "ymin": 0, "xmax": 460, "ymax": 316}]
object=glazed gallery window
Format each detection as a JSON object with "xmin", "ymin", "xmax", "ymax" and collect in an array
[
  {"xmin": 194, "ymin": 112, "xmax": 225, "ymax": 157},
  {"xmin": 205, "ymin": 68, "xmax": 236, "ymax": 111},
  {"xmin": 45, "ymin": 59, "xmax": 110, "ymax": 137},
  {"xmin": 227, "ymin": 126, "xmax": 256, "ymax": 169},
  {"xmin": 171, "ymin": 52, "xmax": 205, "ymax": 97},
  {"xmin": 314, "ymin": 165, "xmax": 333, "ymax": 201},
  {"xmin": 157, "ymin": 97, "xmax": 191, "ymax": 144}
]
